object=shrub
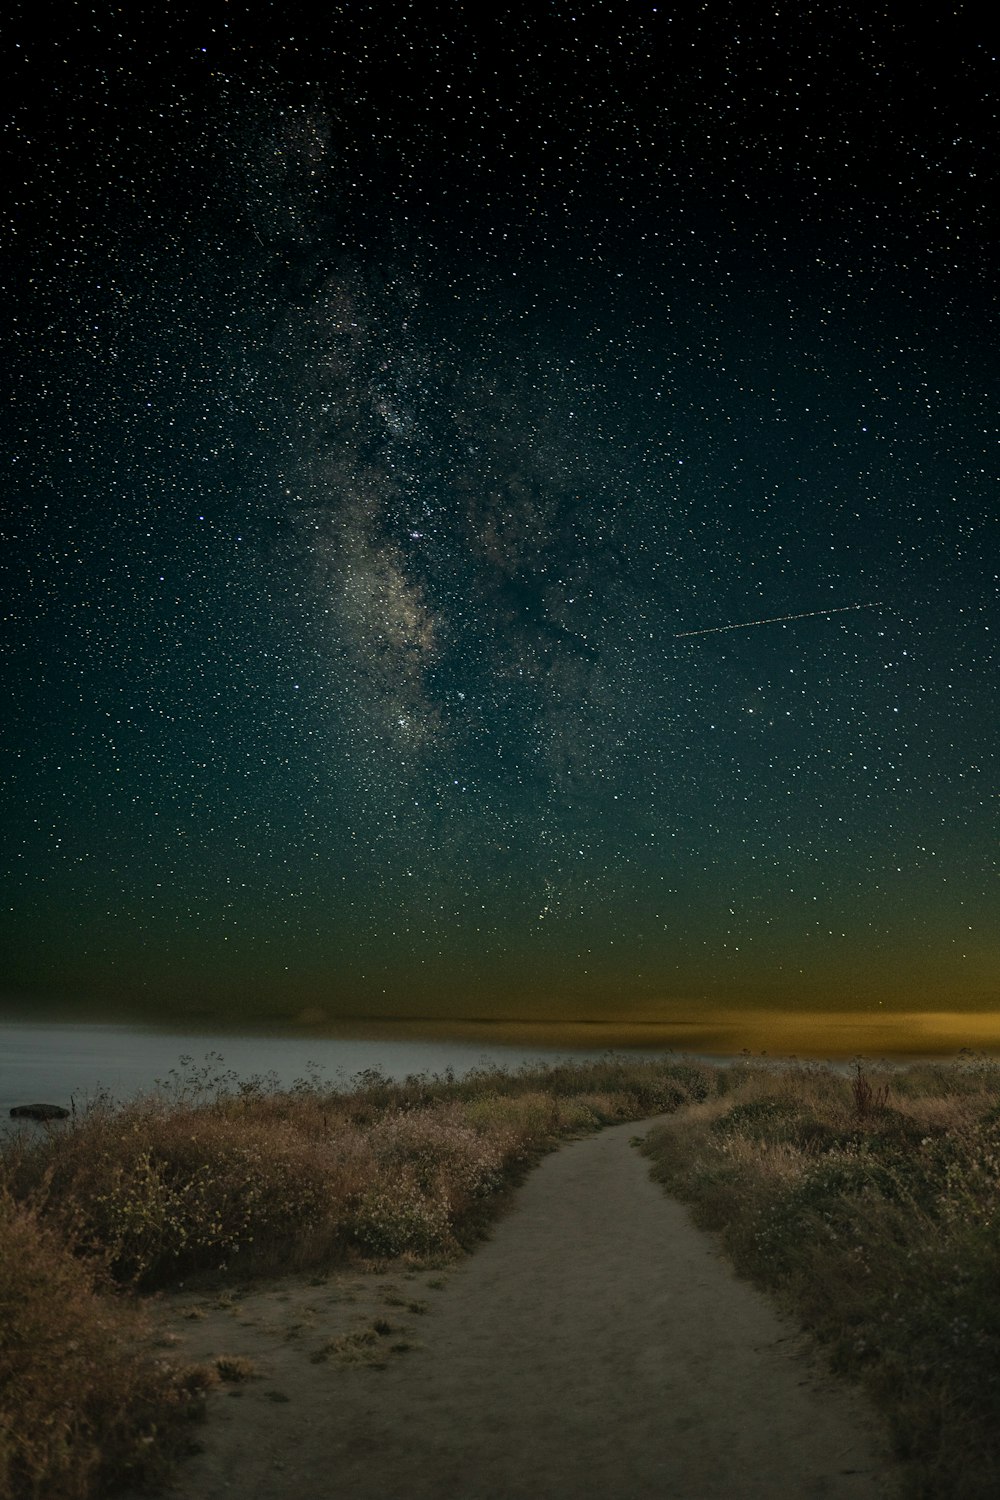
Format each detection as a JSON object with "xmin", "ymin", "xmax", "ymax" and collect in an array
[
  {"xmin": 710, "ymin": 1097, "xmax": 802, "ymax": 1143},
  {"xmin": 460, "ymin": 1090, "xmax": 561, "ymax": 1156},
  {"xmin": 347, "ymin": 1173, "xmax": 456, "ymax": 1258},
  {"xmin": 0, "ymin": 1190, "xmax": 192, "ymax": 1500},
  {"xmin": 9, "ymin": 1102, "xmax": 357, "ymax": 1287},
  {"xmin": 642, "ymin": 1058, "xmax": 1000, "ymax": 1499},
  {"xmin": 368, "ymin": 1105, "xmax": 507, "ymax": 1199}
]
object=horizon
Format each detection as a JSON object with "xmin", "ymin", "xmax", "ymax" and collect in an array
[{"xmin": 4, "ymin": 1001, "xmax": 1000, "ymax": 1063}]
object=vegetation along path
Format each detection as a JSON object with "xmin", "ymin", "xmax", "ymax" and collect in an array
[{"xmin": 147, "ymin": 1118, "xmax": 895, "ymax": 1500}]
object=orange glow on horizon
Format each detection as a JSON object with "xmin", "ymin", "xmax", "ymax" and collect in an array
[{"xmin": 287, "ymin": 1009, "xmax": 1000, "ymax": 1059}]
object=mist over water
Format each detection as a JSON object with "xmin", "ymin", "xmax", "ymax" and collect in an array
[
  {"xmin": 3, "ymin": 1012, "xmax": 996, "ymax": 1135},
  {"xmin": 0, "ymin": 1019, "xmax": 635, "ymax": 1125}
]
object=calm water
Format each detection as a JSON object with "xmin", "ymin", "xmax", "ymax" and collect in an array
[
  {"xmin": 3, "ymin": 1014, "xmax": 975, "ymax": 1135},
  {"xmin": 0, "ymin": 1019, "xmax": 681, "ymax": 1129}
]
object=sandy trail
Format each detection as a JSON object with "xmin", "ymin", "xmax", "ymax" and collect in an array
[{"xmin": 143, "ymin": 1120, "xmax": 894, "ymax": 1499}]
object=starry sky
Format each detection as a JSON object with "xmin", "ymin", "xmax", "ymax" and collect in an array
[{"xmin": 2, "ymin": 2, "xmax": 996, "ymax": 1034}]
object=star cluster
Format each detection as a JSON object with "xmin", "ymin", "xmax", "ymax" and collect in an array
[{"xmin": 1, "ymin": 3, "xmax": 996, "ymax": 1025}]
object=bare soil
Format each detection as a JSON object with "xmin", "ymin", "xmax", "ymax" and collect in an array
[{"xmin": 136, "ymin": 1119, "xmax": 896, "ymax": 1499}]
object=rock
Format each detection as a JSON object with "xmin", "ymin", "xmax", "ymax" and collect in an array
[{"xmin": 9, "ymin": 1103, "xmax": 70, "ymax": 1121}]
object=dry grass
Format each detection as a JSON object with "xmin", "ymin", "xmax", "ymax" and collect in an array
[
  {"xmin": 0, "ymin": 1052, "xmax": 708, "ymax": 1499},
  {"xmin": 0, "ymin": 1190, "xmax": 206, "ymax": 1500},
  {"xmin": 16, "ymin": 1048, "xmax": 997, "ymax": 1497},
  {"xmin": 641, "ymin": 1055, "xmax": 1000, "ymax": 1500}
]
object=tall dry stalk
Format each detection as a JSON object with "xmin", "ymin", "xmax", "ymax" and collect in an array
[{"xmin": 851, "ymin": 1062, "xmax": 890, "ymax": 1120}]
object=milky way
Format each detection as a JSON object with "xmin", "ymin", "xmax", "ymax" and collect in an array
[{"xmin": 1, "ymin": 5, "xmax": 996, "ymax": 1024}]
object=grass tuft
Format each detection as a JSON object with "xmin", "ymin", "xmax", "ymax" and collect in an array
[{"xmin": 213, "ymin": 1355, "xmax": 259, "ymax": 1383}]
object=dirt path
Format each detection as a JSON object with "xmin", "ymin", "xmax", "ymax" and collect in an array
[{"xmin": 143, "ymin": 1120, "xmax": 894, "ymax": 1499}]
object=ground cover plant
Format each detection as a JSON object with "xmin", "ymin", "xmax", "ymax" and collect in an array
[
  {"xmin": 641, "ymin": 1054, "xmax": 1000, "ymax": 1500},
  {"xmin": 0, "ymin": 1052, "xmax": 708, "ymax": 1499}
]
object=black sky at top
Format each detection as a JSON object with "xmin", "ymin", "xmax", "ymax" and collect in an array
[{"xmin": 1, "ymin": 2, "xmax": 996, "ymax": 1024}]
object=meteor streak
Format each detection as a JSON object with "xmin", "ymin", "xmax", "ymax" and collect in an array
[{"xmin": 674, "ymin": 602, "xmax": 882, "ymax": 639}]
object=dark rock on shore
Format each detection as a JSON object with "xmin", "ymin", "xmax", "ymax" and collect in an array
[{"xmin": 9, "ymin": 1103, "xmax": 70, "ymax": 1121}]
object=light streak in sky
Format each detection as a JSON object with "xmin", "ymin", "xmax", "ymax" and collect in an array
[{"xmin": 674, "ymin": 602, "xmax": 883, "ymax": 639}]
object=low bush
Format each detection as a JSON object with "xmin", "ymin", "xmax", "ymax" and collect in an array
[
  {"xmin": 0, "ymin": 1190, "xmax": 199, "ymax": 1500},
  {"xmin": 642, "ymin": 1057, "xmax": 1000, "ymax": 1500},
  {"xmin": 5, "ymin": 1099, "xmax": 361, "ymax": 1287},
  {"xmin": 346, "ymin": 1172, "xmax": 456, "ymax": 1259}
]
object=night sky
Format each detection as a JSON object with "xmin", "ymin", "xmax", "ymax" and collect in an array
[{"xmin": 2, "ymin": 3, "xmax": 996, "ymax": 1034}]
